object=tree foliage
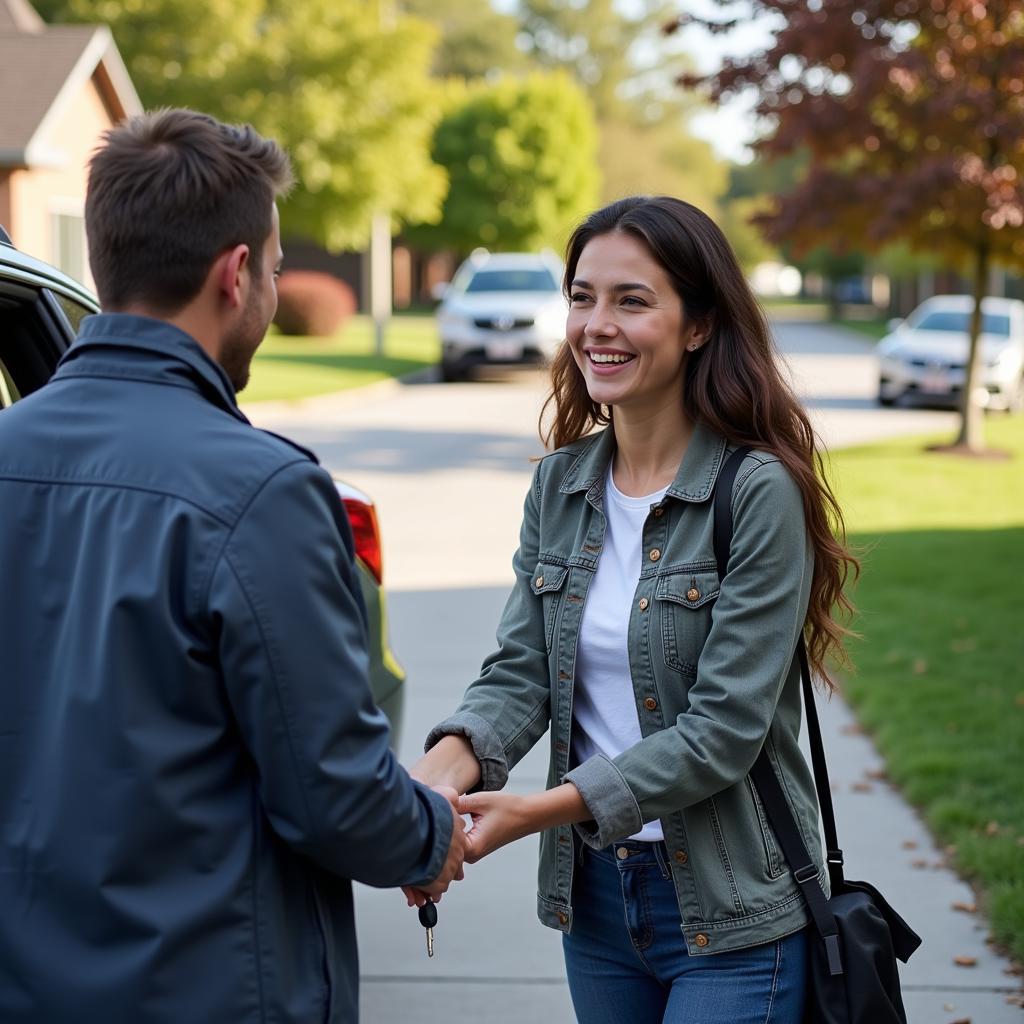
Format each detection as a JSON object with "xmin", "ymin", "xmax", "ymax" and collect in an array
[
  {"xmin": 38, "ymin": 0, "xmax": 447, "ymax": 250},
  {"xmin": 671, "ymin": 0, "xmax": 1024, "ymax": 450},
  {"xmin": 414, "ymin": 72, "xmax": 600, "ymax": 253},
  {"xmin": 399, "ymin": 0, "xmax": 530, "ymax": 79}
]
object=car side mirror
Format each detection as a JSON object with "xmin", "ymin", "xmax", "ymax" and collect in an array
[
  {"xmin": 887, "ymin": 318, "xmax": 904, "ymax": 331},
  {"xmin": 430, "ymin": 282, "xmax": 449, "ymax": 302}
]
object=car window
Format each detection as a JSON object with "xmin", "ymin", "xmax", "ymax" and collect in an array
[
  {"xmin": 51, "ymin": 291, "xmax": 93, "ymax": 333},
  {"xmin": 465, "ymin": 268, "xmax": 558, "ymax": 293},
  {"xmin": 0, "ymin": 285, "xmax": 68, "ymax": 399},
  {"xmin": 913, "ymin": 310, "xmax": 1011, "ymax": 336},
  {"xmin": 0, "ymin": 357, "xmax": 19, "ymax": 407}
]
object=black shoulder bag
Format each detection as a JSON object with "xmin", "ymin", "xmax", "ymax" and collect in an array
[{"xmin": 713, "ymin": 447, "xmax": 922, "ymax": 1024}]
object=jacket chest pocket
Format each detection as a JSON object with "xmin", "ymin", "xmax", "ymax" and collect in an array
[
  {"xmin": 531, "ymin": 562, "xmax": 570, "ymax": 653},
  {"xmin": 655, "ymin": 568, "xmax": 720, "ymax": 677}
]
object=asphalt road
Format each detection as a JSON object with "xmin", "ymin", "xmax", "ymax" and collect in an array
[{"xmin": 245, "ymin": 321, "xmax": 1022, "ymax": 1023}]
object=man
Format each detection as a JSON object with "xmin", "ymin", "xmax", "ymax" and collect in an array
[{"xmin": 0, "ymin": 109, "xmax": 465, "ymax": 1023}]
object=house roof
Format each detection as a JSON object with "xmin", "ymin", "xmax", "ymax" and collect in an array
[{"xmin": 0, "ymin": 6, "xmax": 142, "ymax": 169}]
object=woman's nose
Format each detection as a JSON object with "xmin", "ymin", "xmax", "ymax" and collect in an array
[{"xmin": 584, "ymin": 303, "xmax": 618, "ymax": 338}]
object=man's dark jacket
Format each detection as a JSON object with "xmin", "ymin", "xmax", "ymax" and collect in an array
[{"xmin": 0, "ymin": 314, "xmax": 452, "ymax": 1023}]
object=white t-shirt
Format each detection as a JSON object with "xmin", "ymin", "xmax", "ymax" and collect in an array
[{"xmin": 573, "ymin": 465, "xmax": 668, "ymax": 843}]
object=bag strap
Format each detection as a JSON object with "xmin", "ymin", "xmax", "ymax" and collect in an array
[{"xmin": 712, "ymin": 446, "xmax": 844, "ymax": 975}]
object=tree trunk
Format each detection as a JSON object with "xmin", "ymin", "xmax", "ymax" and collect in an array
[{"xmin": 954, "ymin": 244, "xmax": 988, "ymax": 451}]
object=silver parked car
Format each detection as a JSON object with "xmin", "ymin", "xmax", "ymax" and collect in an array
[
  {"xmin": 877, "ymin": 294, "xmax": 1024, "ymax": 411},
  {"xmin": 436, "ymin": 249, "xmax": 566, "ymax": 381}
]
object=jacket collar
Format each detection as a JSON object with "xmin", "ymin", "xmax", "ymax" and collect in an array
[
  {"xmin": 54, "ymin": 313, "xmax": 248, "ymax": 423},
  {"xmin": 558, "ymin": 420, "xmax": 729, "ymax": 504}
]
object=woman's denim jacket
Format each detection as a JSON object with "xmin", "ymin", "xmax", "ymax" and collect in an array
[{"xmin": 427, "ymin": 421, "xmax": 828, "ymax": 955}]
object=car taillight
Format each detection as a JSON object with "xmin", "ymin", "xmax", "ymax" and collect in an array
[{"xmin": 341, "ymin": 498, "xmax": 384, "ymax": 585}]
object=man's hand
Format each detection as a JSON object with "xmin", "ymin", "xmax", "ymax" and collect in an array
[{"xmin": 403, "ymin": 786, "xmax": 467, "ymax": 909}]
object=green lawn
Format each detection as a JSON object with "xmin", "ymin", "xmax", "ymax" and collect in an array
[
  {"xmin": 835, "ymin": 316, "xmax": 890, "ymax": 341},
  {"xmin": 830, "ymin": 416, "xmax": 1024, "ymax": 960},
  {"xmin": 243, "ymin": 314, "xmax": 439, "ymax": 403}
]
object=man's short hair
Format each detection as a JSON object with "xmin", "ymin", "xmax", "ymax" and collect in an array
[{"xmin": 85, "ymin": 108, "xmax": 294, "ymax": 313}]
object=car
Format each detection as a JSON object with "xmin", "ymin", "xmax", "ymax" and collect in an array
[
  {"xmin": 435, "ymin": 249, "xmax": 566, "ymax": 381},
  {"xmin": 0, "ymin": 228, "xmax": 406, "ymax": 746},
  {"xmin": 877, "ymin": 294, "xmax": 1024, "ymax": 412}
]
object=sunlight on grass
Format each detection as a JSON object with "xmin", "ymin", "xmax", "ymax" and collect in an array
[
  {"xmin": 243, "ymin": 314, "xmax": 440, "ymax": 403},
  {"xmin": 830, "ymin": 416, "xmax": 1024, "ymax": 959}
]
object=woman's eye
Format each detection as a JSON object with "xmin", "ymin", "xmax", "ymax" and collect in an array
[
  {"xmin": 569, "ymin": 293, "xmax": 591, "ymax": 304},
  {"xmin": 622, "ymin": 295, "xmax": 646, "ymax": 307}
]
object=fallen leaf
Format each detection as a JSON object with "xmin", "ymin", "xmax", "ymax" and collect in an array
[
  {"xmin": 949, "ymin": 1017, "xmax": 971, "ymax": 1023},
  {"xmin": 902, "ymin": 840, "xmax": 919, "ymax": 850},
  {"xmin": 951, "ymin": 901, "xmax": 976, "ymax": 913},
  {"xmin": 841, "ymin": 723, "xmax": 864, "ymax": 736},
  {"xmin": 985, "ymin": 821, "xmax": 1000, "ymax": 836},
  {"xmin": 852, "ymin": 782, "xmax": 874, "ymax": 793},
  {"xmin": 866, "ymin": 769, "xmax": 888, "ymax": 781},
  {"xmin": 953, "ymin": 955, "xmax": 978, "ymax": 967},
  {"xmin": 950, "ymin": 637, "xmax": 977, "ymax": 653},
  {"xmin": 1015, "ymin": 693, "xmax": 1024, "ymax": 708},
  {"xmin": 912, "ymin": 658, "xmax": 928, "ymax": 675},
  {"xmin": 1003, "ymin": 965, "xmax": 1024, "ymax": 977},
  {"xmin": 911, "ymin": 858, "xmax": 928, "ymax": 869}
]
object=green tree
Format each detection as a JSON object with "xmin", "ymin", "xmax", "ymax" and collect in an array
[
  {"xmin": 598, "ymin": 92, "xmax": 727, "ymax": 209},
  {"xmin": 671, "ymin": 1, "xmax": 1024, "ymax": 452},
  {"xmin": 415, "ymin": 72, "xmax": 600, "ymax": 253},
  {"xmin": 39, "ymin": 0, "xmax": 447, "ymax": 250},
  {"xmin": 399, "ymin": 0, "xmax": 530, "ymax": 79}
]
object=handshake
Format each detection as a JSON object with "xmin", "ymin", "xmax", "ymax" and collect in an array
[
  {"xmin": 401, "ymin": 784, "xmax": 530, "ymax": 908},
  {"xmin": 401, "ymin": 733, "xmax": 590, "ymax": 908}
]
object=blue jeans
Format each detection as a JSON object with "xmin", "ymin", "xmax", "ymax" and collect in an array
[{"xmin": 562, "ymin": 841, "xmax": 807, "ymax": 1024}]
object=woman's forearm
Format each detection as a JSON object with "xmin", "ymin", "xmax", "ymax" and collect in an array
[{"xmin": 409, "ymin": 734, "xmax": 482, "ymax": 794}]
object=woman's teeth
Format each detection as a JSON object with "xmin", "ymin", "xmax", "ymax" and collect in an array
[{"xmin": 589, "ymin": 352, "xmax": 634, "ymax": 364}]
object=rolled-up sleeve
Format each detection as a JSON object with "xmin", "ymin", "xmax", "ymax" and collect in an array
[
  {"xmin": 569, "ymin": 457, "xmax": 813, "ymax": 849},
  {"xmin": 209, "ymin": 459, "xmax": 452, "ymax": 889}
]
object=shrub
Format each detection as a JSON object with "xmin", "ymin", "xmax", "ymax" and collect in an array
[{"xmin": 273, "ymin": 271, "xmax": 357, "ymax": 337}]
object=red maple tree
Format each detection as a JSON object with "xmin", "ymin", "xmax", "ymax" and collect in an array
[{"xmin": 669, "ymin": 0, "xmax": 1024, "ymax": 451}]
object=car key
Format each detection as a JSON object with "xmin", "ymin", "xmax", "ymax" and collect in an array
[{"xmin": 418, "ymin": 899, "xmax": 437, "ymax": 957}]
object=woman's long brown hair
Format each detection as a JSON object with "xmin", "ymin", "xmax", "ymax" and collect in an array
[{"xmin": 541, "ymin": 196, "xmax": 858, "ymax": 691}]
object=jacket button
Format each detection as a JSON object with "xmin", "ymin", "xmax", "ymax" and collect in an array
[
  {"xmin": 694, "ymin": 933, "xmax": 709, "ymax": 948},
  {"xmin": 535, "ymin": 575, "xmax": 544, "ymax": 588},
  {"xmin": 557, "ymin": 911, "xmax": 569, "ymax": 925},
  {"xmin": 643, "ymin": 697, "xmax": 658, "ymax": 711},
  {"xmin": 649, "ymin": 548, "xmax": 661, "ymax": 562},
  {"xmin": 686, "ymin": 587, "xmax": 700, "ymax": 602},
  {"xmin": 616, "ymin": 846, "xmax": 631, "ymax": 860},
  {"xmin": 673, "ymin": 849, "xmax": 688, "ymax": 865},
  {"xmin": 653, "ymin": 506, "xmax": 665, "ymax": 517},
  {"xmin": 638, "ymin": 597, "xmax": 649, "ymax": 611}
]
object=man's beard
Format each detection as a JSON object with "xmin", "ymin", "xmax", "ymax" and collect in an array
[{"xmin": 220, "ymin": 287, "xmax": 268, "ymax": 393}]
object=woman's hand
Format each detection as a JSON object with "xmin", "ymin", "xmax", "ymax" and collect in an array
[
  {"xmin": 460, "ymin": 782, "xmax": 592, "ymax": 864},
  {"xmin": 459, "ymin": 791, "xmax": 533, "ymax": 863}
]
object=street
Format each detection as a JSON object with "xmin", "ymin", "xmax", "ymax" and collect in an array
[{"xmin": 244, "ymin": 322, "xmax": 1020, "ymax": 1023}]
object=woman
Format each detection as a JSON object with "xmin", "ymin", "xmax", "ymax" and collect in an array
[{"xmin": 410, "ymin": 196, "xmax": 857, "ymax": 1023}]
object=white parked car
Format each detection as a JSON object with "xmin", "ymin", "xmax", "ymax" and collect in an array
[
  {"xmin": 435, "ymin": 250, "xmax": 566, "ymax": 381},
  {"xmin": 877, "ymin": 294, "xmax": 1024, "ymax": 411}
]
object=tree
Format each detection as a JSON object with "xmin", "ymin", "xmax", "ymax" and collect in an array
[
  {"xmin": 670, "ymin": 1, "xmax": 1024, "ymax": 452},
  {"xmin": 39, "ymin": 0, "xmax": 447, "ymax": 250},
  {"xmin": 413, "ymin": 72, "xmax": 600, "ymax": 253},
  {"xmin": 399, "ymin": 0, "xmax": 530, "ymax": 79},
  {"xmin": 598, "ymin": 92, "xmax": 727, "ymax": 209}
]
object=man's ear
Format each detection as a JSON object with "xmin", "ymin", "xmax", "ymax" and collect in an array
[{"xmin": 216, "ymin": 244, "xmax": 251, "ymax": 310}]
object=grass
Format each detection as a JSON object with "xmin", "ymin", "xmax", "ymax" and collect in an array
[
  {"xmin": 829, "ymin": 415, "xmax": 1024, "ymax": 960},
  {"xmin": 242, "ymin": 313, "xmax": 439, "ymax": 403},
  {"xmin": 835, "ymin": 316, "xmax": 890, "ymax": 341}
]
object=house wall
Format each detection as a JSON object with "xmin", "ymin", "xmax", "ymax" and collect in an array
[
  {"xmin": 9, "ymin": 75, "xmax": 114, "ymax": 287},
  {"xmin": 0, "ymin": 172, "xmax": 11, "ymax": 236}
]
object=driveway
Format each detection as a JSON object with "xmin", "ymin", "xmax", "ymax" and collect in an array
[{"xmin": 244, "ymin": 321, "xmax": 1018, "ymax": 1023}]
